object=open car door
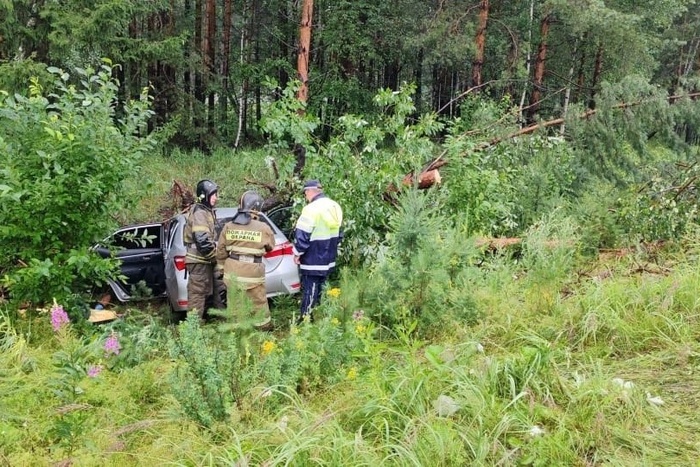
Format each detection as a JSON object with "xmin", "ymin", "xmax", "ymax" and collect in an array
[{"xmin": 94, "ymin": 223, "xmax": 166, "ymax": 302}]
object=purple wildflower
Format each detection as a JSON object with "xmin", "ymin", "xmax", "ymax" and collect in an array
[
  {"xmin": 352, "ymin": 309, "xmax": 365, "ymax": 321},
  {"xmin": 50, "ymin": 301, "xmax": 70, "ymax": 331},
  {"xmin": 87, "ymin": 365, "xmax": 103, "ymax": 378},
  {"xmin": 104, "ymin": 334, "xmax": 121, "ymax": 356}
]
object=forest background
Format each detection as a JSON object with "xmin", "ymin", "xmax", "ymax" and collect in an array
[{"xmin": 2, "ymin": 0, "xmax": 700, "ymax": 465}]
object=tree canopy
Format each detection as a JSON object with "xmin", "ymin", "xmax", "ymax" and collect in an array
[{"xmin": 1, "ymin": 0, "xmax": 698, "ymax": 149}]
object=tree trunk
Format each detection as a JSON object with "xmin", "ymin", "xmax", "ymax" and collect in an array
[
  {"xmin": 384, "ymin": 60, "xmax": 400, "ymax": 91},
  {"xmin": 235, "ymin": 0, "xmax": 250, "ymax": 148},
  {"xmin": 221, "ymin": 0, "xmax": 233, "ymax": 138},
  {"xmin": 471, "ymin": 0, "xmax": 490, "ymax": 89},
  {"xmin": 296, "ymin": 0, "xmax": 313, "ymax": 105},
  {"xmin": 433, "ymin": 65, "xmax": 453, "ymax": 117},
  {"xmin": 205, "ymin": 0, "xmax": 217, "ymax": 136},
  {"xmin": 560, "ymin": 39, "xmax": 578, "ymax": 135},
  {"xmin": 415, "ymin": 48, "xmax": 424, "ymax": 113},
  {"xmin": 575, "ymin": 35, "xmax": 587, "ymax": 103},
  {"xmin": 294, "ymin": 0, "xmax": 314, "ymax": 175},
  {"xmin": 526, "ymin": 13, "xmax": 551, "ymax": 124},
  {"xmin": 277, "ymin": 3, "xmax": 290, "ymax": 90},
  {"xmin": 518, "ymin": 0, "xmax": 535, "ymax": 126},
  {"xmin": 183, "ymin": 0, "xmax": 192, "ymax": 137},
  {"xmin": 194, "ymin": 0, "xmax": 204, "ymax": 148},
  {"xmin": 589, "ymin": 43, "xmax": 604, "ymax": 110}
]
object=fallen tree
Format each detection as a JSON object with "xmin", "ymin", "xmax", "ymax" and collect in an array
[{"xmin": 395, "ymin": 91, "xmax": 700, "ymax": 193}]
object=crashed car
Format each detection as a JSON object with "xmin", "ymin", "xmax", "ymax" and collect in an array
[{"xmin": 94, "ymin": 206, "xmax": 300, "ymax": 312}]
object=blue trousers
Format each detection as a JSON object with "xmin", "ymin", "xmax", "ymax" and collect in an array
[{"xmin": 299, "ymin": 274, "xmax": 326, "ymax": 321}]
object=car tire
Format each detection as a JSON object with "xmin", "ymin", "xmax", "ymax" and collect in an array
[{"xmin": 168, "ymin": 301, "xmax": 187, "ymax": 324}]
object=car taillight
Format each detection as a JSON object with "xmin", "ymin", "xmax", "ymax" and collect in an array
[
  {"xmin": 174, "ymin": 255, "xmax": 186, "ymax": 271},
  {"xmin": 264, "ymin": 241, "xmax": 294, "ymax": 259}
]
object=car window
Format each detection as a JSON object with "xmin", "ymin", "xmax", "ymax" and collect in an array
[
  {"xmin": 110, "ymin": 225, "xmax": 162, "ymax": 250},
  {"xmin": 166, "ymin": 218, "xmax": 179, "ymax": 249},
  {"xmin": 216, "ymin": 217, "xmax": 234, "ymax": 237},
  {"xmin": 265, "ymin": 205, "xmax": 295, "ymax": 240}
]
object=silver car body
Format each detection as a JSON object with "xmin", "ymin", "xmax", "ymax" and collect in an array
[{"xmin": 103, "ymin": 207, "xmax": 300, "ymax": 310}]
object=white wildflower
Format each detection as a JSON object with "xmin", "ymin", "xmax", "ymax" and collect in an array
[
  {"xmin": 646, "ymin": 393, "xmax": 664, "ymax": 406},
  {"xmin": 612, "ymin": 378, "xmax": 634, "ymax": 389},
  {"xmin": 433, "ymin": 394, "xmax": 460, "ymax": 417},
  {"xmin": 278, "ymin": 415, "xmax": 289, "ymax": 432}
]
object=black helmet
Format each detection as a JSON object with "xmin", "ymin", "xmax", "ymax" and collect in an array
[
  {"xmin": 232, "ymin": 190, "xmax": 264, "ymax": 224},
  {"xmin": 196, "ymin": 179, "xmax": 218, "ymax": 208}
]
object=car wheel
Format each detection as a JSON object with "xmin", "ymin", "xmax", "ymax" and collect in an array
[{"xmin": 168, "ymin": 300, "xmax": 187, "ymax": 324}]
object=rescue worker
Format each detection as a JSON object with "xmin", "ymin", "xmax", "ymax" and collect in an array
[
  {"xmin": 216, "ymin": 190, "xmax": 275, "ymax": 330},
  {"xmin": 183, "ymin": 179, "xmax": 219, "ymax": 320},
  {"xmin": 293, "ymin": 179, "xmax": 343, "ymax": 322}
]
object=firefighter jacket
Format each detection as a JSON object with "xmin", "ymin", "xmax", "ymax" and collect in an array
[
  {"xmin": 293, "ymin": 193, "xmax": 343, "ymax": 277},
  {"xmin": 183, "ymin": 204, "xmax": 217, "ymax": 265},
  {"xmin": 216, "ymin": 218, "xmax": 274, "ymax": 290}
]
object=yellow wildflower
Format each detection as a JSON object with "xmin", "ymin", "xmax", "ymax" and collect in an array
[
  {"xmin": 327, "ymin": 288, "xmax": 341, "ymax": 298},
  {"xmin": 355, "ymin": 324, "xmax": 366, "ymax": 334},
  {"xmin": 261, "ymin": 340, "xmax": 276, "ymax": 356},
  {"xmin": 295, "ymin": 340, "xmax": 305, "ymax": 350},
  {"xmin": 346, "ymin": 367, "xmax": 358, "ymax": 380},
  {"xmin": 331, "ymin": 317, "xmax": 340, "ymax": 326}
]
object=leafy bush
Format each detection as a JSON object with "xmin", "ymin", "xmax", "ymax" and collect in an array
[
  {"xmin": 266, "ymin": 84, "xmax": 443, "ymax": 266},
  {"xmin": 0, "ymin": 63, "xmax": 154, "ymax": 304}
]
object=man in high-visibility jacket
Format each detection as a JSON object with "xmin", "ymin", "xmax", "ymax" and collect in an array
[
  {"xmin": 184, "ymin": 179, "xmax": 219, "ymax": 319},
  {"xmin": 216, "ymin": 191, "xmax": 275, "ymax": 330},
  {"xmin": 293, "ymin": 179, "xmax": 343, "ymax": 322}
]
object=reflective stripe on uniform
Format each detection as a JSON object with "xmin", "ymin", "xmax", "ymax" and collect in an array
[
  {"xmin": 192, "ymin": 226, "xmax": 210, "ymax": 232},
  {"xmin": 295, "ymin": 197, "xmax": 342, "ymax": 239},
  {"xmin": 295, "ymin": 213, "xmax": 315, "ymax": 233},
  {"xmin": 225, "ymin": 245, "xmax": 266, "ymax": 255},
  {"xmin": 300, "ymin": 262, "xmax": 336, "ymax": 272},
  {"xmin": 186, "ymin": 252, "xmax": 212, "ymax": 263},
  {"xmin": 224, "ymin": 273, "xmax": 265, "ymax": 285}
]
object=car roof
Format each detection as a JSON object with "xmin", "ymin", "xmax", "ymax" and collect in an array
[
  {"xmin": 215, "ymin": 207, "xmax": 239, "ymax": 218},
  {"xmin": 172, "ymin": 207, "xmax": 242, "ymax": 220}
]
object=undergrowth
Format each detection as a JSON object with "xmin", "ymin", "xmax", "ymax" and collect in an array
[{"xmin": 2, "ymin": 199, "xmax": 700, "ymax": 465}]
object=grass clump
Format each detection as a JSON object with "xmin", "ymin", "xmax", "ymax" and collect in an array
[{"xmin": 4, "ymin": 156, "xmax": 700, "ymax": 465}]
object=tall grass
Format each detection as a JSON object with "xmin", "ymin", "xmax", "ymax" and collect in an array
[
  {"xmin": 4, "ymin": 157, "xmax": 700, "ymax": 465},
  {"xmin": 120, "ymin": 148, "xmax": 280, "ymax": 224}
]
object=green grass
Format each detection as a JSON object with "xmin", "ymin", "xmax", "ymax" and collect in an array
[
  {"xmin": 119, "ymin": 147, "xmax": 281, "ymax": 224},
  {"xmin": 3, "ymin": 152, "xmax": 700, "ymax": 465}
]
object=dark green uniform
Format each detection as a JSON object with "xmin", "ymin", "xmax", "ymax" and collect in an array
[
  {"xmin": 216, "ymin": 218, "xmax": 274, "ymax": 328},
  {"xmin": 183, "ymin": 203, "xmax": 217, "ymax": 318}
]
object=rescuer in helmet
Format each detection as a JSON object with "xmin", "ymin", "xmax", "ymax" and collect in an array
[
  {"xmin": 183, "ymin": 179, "xmax": 219, "ymax": 319},
  {"xmin": 216, "ymin": 190, "xmax": 275, "ymax": 330}
]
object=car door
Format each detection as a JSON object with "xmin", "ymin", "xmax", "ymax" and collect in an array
[
  {"xmin": 265, "ymin": 204, "xmax": 295, "ymax": 241},
  {"xmin": 163, "ymin": 214, "xmax": 188, "ymax": 311},
  {"xmin": 95, "ymin": 223, "xmax": 166, "ymax": 300}
]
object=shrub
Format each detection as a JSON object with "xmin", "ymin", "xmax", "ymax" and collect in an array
[
  {"xmin": 0, "ymin": 63, "xmax": 154, "ymax": 305},
  {"xmin": 167, "ymin": 315, "xmax": 238, "ymax": 427},
  {"xmin": 358, "ymin": 190, "xmax": 481, "ymax": 338}
]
